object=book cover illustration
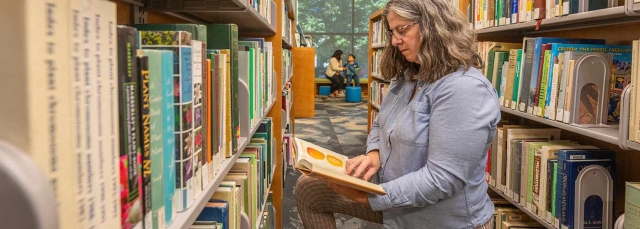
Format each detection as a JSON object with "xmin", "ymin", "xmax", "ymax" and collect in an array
[{"xmin": 293, "ymin": 138, "xmax": 385, "ymax": 195}]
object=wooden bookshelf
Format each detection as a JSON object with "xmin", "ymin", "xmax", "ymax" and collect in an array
[
  {"xmin": 292, "ymin": 47, "xmax": 316, "ymax": 118},
  {"xmin": 367, "ymin": 8, "xmax": 384, "ymax": 132},
  {"xmin": 467, "ymin": 0, "xmax": 640, "ymax": 221},
  {"xmin": 112, "ymin": 0, "xmax": 290, "ymax": 228}
]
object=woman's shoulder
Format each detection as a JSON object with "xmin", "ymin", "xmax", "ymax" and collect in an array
[{"xmin": 432, "ymin": 66, "xmax": 496, "ymax": 97}]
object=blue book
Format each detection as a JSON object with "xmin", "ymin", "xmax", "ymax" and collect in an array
[
  {"xmin": 196, "ymin": 200, "xmax": 229, "ymax": 229},
  {"xmin": 527, "ymin": 38, "xmax": 605, "ymax": 113},
  {"xmin": 161, "ymin": 51, "xmax": 176, "ymax": 226},
  {"xmin": 561, "ymin": 159, "xmax": 614, "ymax": 229},
  {"xmin": 555, "ymin": 149, "xmax": 615, "ymax": 229}
]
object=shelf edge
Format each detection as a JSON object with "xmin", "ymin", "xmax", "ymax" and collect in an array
[{"xmin": 487, "ymin": 185, "xmax": 555, "ymax": 229}]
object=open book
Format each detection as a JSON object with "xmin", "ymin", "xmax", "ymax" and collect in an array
[{"xmin": 293, "ymin": 137, "xmax": 386, "ymax": 195}]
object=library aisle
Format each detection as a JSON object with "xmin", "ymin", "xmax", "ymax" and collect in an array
[{"xmin": 282, "ymin": 96, "xmax": 381, "ymax": 229}]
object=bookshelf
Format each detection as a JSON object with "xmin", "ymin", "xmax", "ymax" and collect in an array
[
  {"xmin": 487, "ymin": 185, "xmax": 556, "ymax": 229},
  {"xmin": 365, "ymin": 1, "xmax": 640, "ymax": 227},
  {"xmin": 460, "ymin": 1, "xmax": 640, "ymax": 226},
  {"xmin": 475, "ymin": 6, "xmax": 640, "ymax": 37},
  {"xmin": 367, "ymin": 8, "xmax": 384, "ymax": 132},
  {"xmin": 115, "ymin": 0, "xmax": 288, "ymax": 228},
  {"xmin": 142, "ymin": 0, "xmax": 277, "ymax": 36}
]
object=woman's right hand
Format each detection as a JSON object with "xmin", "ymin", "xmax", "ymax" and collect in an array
[{"xmin": 345, "ymin": 151, "xmax": 380, "ymax": 181}]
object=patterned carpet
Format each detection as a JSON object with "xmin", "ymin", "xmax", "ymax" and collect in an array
[{"xmin": 282, "ymin": 95, "xmax": 382, "ymax": 229}]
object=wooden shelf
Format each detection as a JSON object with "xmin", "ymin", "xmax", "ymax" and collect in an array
[
  {"xmin": 168, "ymin": 99, "xmax": 276, "ymax": 229},
  {"xmin": 475, "ymin": 6, "xmax": 640, "ymax": 37},
  {"xmin": 371, "ymin": 102, "xmax": 380, "ymax": 111},
  {"xmin": 284, "ymin": 0, "xmax": 296, "ymax": 20},
  {"xmin": 371, "ymin": 43, "xmax": 385, "ymax": 49},
  {"xmin": 500, "ymin": 107, "xmax": 640, "ymax": 151},
  {"xmin": 143, "ymin": 0, "xmax": 276, "ymax": 35},
  {"xmin": 370, "ymin": 73, "xmax": 386, "ymax": 82},
  {"xmin": 488, "ymin": 185, "xmax": 555, "ymax": 229},
  {"xmin": 283, "ymin": 38, "xmax": 293, "ymax": 49}
]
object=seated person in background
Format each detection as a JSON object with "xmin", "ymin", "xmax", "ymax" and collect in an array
[{"xmin": 343, "ymin": 54, "xmax": 360, "ymax": 88}]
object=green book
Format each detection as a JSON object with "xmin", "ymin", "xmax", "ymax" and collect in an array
[
  {"xmin": 625, "ymin": 182, "xmax": 640, "ymax": 228},
  {"xmin": 140, "ymin": 50, "xmax": 165, "ymax": 229},
  {"xmin": 512, "ymin": 49, "xmax": 523, "ymax": 108},
  {"xmin": 207, "ymin": 24, "xmax": 239, "ymax": 155},
  {"xmin": 538, "ymin": 50, "xmax": 551, "ymax": 117},
  {"xmin": 493, "ymin": 52, "xmax": 509, "ymax": 97},
  {"xmin": 486, "ymin": 50, "xmax": 497, "ymax": 82},
  {"xmin": 131, "ymin": 24, "xmax": 207, "ymax": 42}
]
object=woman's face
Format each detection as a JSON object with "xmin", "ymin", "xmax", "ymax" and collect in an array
[
  {"xmin": 387, "ymin": 10, "xmax": 420, "ymax": 64},
  {"xmin": 340, "ymin": 54, "xmax": 344, "ymax": 60}
]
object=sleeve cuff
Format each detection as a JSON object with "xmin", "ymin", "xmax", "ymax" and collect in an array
[
  {"xmin": 368, "ymin": 186, "xmax": 392, "ymax": 212},
  {"xmin": 366, "ymin": 144, "xmax": 379, "ymax": 155}
]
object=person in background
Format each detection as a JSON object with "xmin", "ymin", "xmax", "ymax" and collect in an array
[
  {"xmin": 342, "ymin": 54, "xmax": 360, "ymax": 88},
  {"xmin": 296, "ymin": 0, "xmax": 499, "ymax": 228},
  {"xmin": 325, "ymin": 50, "xmax": 347, "ymax": 98}
]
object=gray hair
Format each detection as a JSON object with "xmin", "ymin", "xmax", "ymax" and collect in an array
[{"xmin": 380, "ymin": 0, "xmax": 482, "ymax": 82}]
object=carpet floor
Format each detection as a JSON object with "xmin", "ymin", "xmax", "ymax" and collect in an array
[{"xmin": 281, "ymin": 95, "xmax": 382, "ymax": 229}]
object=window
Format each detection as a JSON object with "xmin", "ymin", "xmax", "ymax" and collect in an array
[{"xmin": 298, "ymin": 0, "xmax": 387, "ymax": 78}]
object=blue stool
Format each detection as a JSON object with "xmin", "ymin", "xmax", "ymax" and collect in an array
[
  {"xmin": 319, "ymin": 86, "xmax": 331, "ymax": 96},
  {"xmin": 345, "ymin": 86, "xmax": 362, "ymax": 103}
]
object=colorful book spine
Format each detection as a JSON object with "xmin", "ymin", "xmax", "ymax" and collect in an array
[
  {"xmin": 161, "ymin": 51, "xmax": 176, "ymax": 226},
  {"xmin": 140, "ymin": 50, "xmax": 166, "ymax": 229},
  {"xmin": 207, "ymin": 24, "xmax": 239, "ymax": 155},
  {"xmin": 192, "ymin": 39, "xmax": 204, "ymax": 199},
  {"xmin": 117, "ymin": 25, "xmax": 143, "ymax": 229},
  {"xmin": 137, "ymin": 55, "xmax": 152, "ymax": 229},
  {"xmin": 625, "ymin": 182, "xmax": 640, "ymax": 229},
  {"xmin": 140, "ymin": 30, "xmax": 194, "ymax": 212}
]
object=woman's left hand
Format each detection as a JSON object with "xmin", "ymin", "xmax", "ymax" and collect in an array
[{"xmin": 326, "ymin": 182, "xmax": 369, "ymax": 206}]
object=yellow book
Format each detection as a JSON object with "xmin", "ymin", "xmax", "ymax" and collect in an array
[{"xmin": 293, "ymin": 138, "xmax": 386, "ymax": 195}]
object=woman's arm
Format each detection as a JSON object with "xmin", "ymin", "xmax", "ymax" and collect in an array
[
  {"xmin": 367, "ymin": 76, "xmax": 500, "ymax": 211},
  {"xmin": 330, "ymin": 57, "xmax": 345, "ymax": 71}
]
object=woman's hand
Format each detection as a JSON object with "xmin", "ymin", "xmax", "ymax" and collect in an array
[
  {"xmin": 345, "ymin": 151, "xmax": 381, "ymax": 181},
  {"xmin": 326, "ymin": 182, "xmax": 369, "ymax": 205}
]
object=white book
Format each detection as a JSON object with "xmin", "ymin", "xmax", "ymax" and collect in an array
[
  {"xmin": 192, "ymin": 40, "xmax": 204, "ymax": 200},
  {"xmin": 0, "ymin": 0, "xmax": 78, "ymax": 228},
  {"xmin": 94, "ymin": 1, "xmax": 120, "ymax": 228},
  {"xmin": 68, "ymin": 0, "xmax": 87, "ymax": 226}
]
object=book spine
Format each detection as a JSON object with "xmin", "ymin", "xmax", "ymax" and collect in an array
[
  {"xmin": 192, "ymin": 40, "xmax": 204, "ymax": 199},
  {"xmin": 161, "ymin": 51, "xmax": 176, "ymax": 226},
  {"xmin": 137, "ymin": 55, "xmax": 152, "ymax": 229},
  {"xmin": 69, "ymin": 0, "xmax": 86, "ymax": 226},
  {"xmin": 546, "ymin": 159, "xmax": 557, "ymax": 223},
  {"xmin": 84, "ymin": 10, "xmax": 98, "ymax": 228},
  {"xmin": 144, "ymin": 51, "xmax": 166, "ymax": 229},
  {"xmin": 117, "ymin": 26, "xmax": 142, "ymax": 229},
  {"xmin": 94, "ymin": 2, "xmax": 117, "ymax": 226},
  {"xmin": 178, "ymin": 34, "xmax": 195, "ymax": 211},
  {"xmin": 520, "ymin": 39, "xmax": 535, "ymax": 112},
  {"xmin": 104, "ymin": 3, "xmax": 121, "ymax": 228},
  {"xmin": 625, "ymin": 183, "xmax": 640, "ymax": 229},
  {"xmin": 231, "ymin": 25, "xmax": 239, "ymax": 155},
  {"xmin": 39, "ymin": 0, "xmax": 77, "ymax": 227},
  {"xmin": 206, "ymin": 58, "xmax": 213, "ymax": 182}
]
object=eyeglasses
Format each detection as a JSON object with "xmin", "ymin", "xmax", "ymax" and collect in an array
[{"xmin": 386, "ymin": 21, "xmax": 419, "ymax": 41}]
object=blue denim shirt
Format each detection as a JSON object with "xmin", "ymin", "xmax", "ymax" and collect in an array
[{"xmin": 366, "ymin": 67, "xmax": 500, "ymax": 228}]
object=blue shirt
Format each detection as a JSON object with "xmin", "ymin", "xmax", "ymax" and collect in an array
[
  {"xmin": 343, "ymin": 61, "xmax": 359, "ymax": 76},
  {"xmin": 366, "ymin": 67, "xmax": 500, "ymax": 228}
]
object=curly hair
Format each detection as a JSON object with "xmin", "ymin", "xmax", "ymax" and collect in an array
[{"xmin": 380, "ymin": 0, "xmax": 482, "ymax": 82}]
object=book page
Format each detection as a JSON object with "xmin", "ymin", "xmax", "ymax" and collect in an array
[{"xmin": 294, "ymin": 138, "xmax": 349, "ymax": 174}]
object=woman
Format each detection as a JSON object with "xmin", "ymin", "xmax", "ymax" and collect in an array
[
  {"xmin": 295, "ymin": 0, "xmax": 500, "ymax": 228},
  {"xmin": 325, "ymin": 50, "xmax": 347, "ymax": 98}
]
